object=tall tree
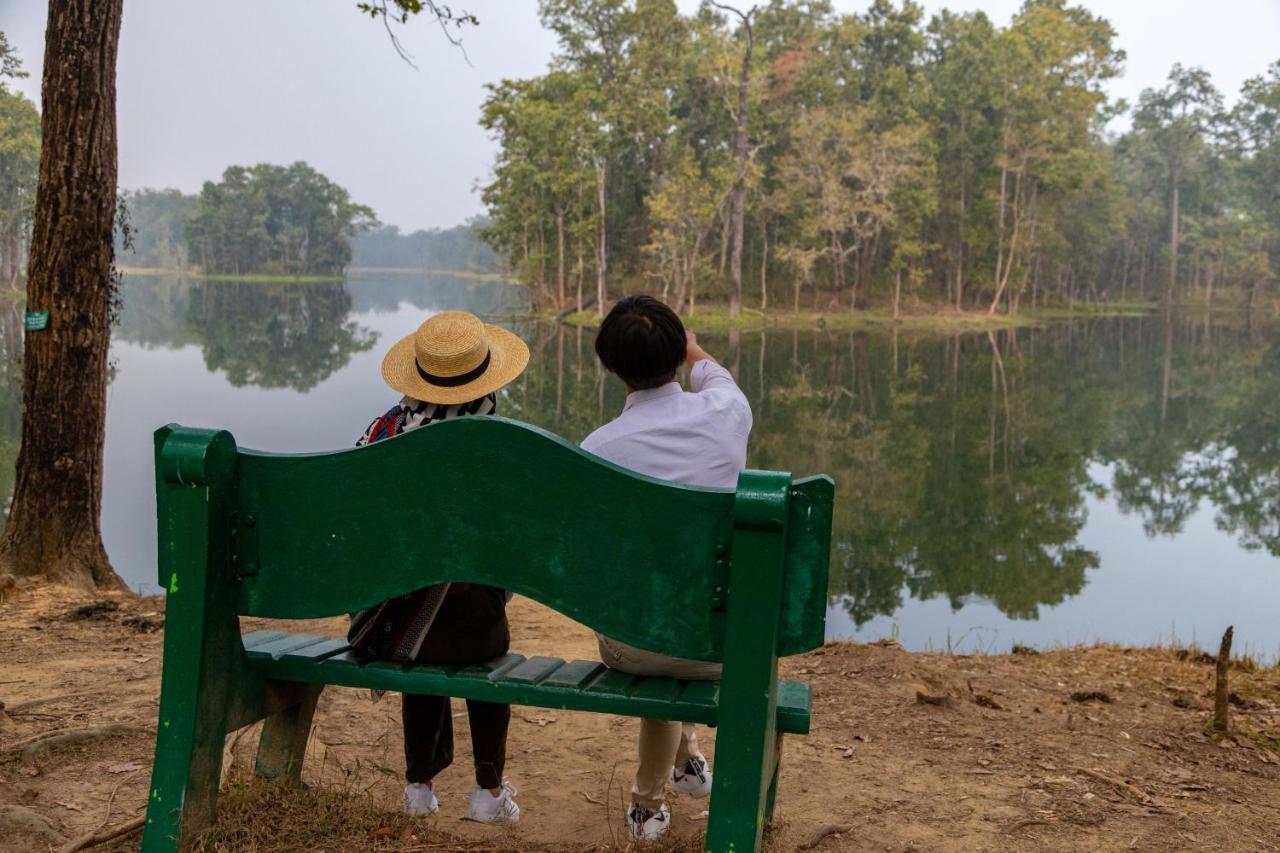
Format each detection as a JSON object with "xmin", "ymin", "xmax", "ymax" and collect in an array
[
  {"xmin": 0, "ymin": 1, "xmax": 124, "ymax": 588},
  {"xmin": 1132, "ymin": 65, "xmax": 1223, "ymax": 305}
]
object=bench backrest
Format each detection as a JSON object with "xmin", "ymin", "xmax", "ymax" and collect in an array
[{"xmin": 155, "ymin": 418, "xmax": 833, "ymax": 661}]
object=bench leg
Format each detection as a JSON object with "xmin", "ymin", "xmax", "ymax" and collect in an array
[
  {"xmin": 142, "ymin": 672, "xmax": 231, "ymax": 853},
  {"xmin": 764, "ymin": 733, "xmax": 784, "ymax": 825},
  {"xmin": 255, "ymin": 683, "xmax": 323, "ymax": 784}
]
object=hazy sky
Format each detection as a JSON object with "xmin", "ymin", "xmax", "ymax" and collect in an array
[{"xmin": 4, "ymin": 1, "xmax": 1277, "ymax": 231}]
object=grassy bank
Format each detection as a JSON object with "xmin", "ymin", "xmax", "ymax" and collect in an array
[
  {"xmin": 546, "ymin": 301, "xmax": 1160, "ymax": 334},
  {"xmin": 347, "ymin": 267, "xmax": 518, "ymax": 282}
]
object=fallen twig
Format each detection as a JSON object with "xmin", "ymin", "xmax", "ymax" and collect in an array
[
  {"xmin": 1073, "ymin": 766, "xmax": 1166, "ymax": 811},
  {"xmin": 56, "ymin": 815, "xmax": 145, "ymax": 853},
  {"xmin": 797, "ymin": 823, "xmax": 854, "ymax": 850}
]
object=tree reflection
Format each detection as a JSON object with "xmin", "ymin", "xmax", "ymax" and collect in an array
[
  {"xmin": 185, "ymin": 281, "xmax": 377, "ymax": 391},
  {"xmin": 510, "ymin": 315, "xmax": 1280, "ymax": 628}
]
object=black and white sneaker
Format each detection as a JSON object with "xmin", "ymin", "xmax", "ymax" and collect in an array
[
  {"xmin": 671, "ymin": 755, "xmax": 713, "ymax": 797},
  {"xmin": 626, "ymin": 802, "xmax": 671, "ymax": 841}
]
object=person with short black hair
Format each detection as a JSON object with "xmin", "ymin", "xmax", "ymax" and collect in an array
[
  {"xmin": 592, "ymin": 294, "xmax": 688, "ymax": 390},
  {"xmin": 581, "ymin": 295, "xmax": 753, "ymax": 841}
]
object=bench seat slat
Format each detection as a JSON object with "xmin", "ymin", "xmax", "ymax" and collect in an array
[
  {"xmin": 247, "ymin": 634, "xmax": 333, "ymax": 660},
  {"xmin": 276, "ymin": 638, "xmax": 350, "ymax": 662},
  {"xmin": 241, "ymin": 630, "xmax": 290, "ymax": 652},
  {"xmin": 455, "ymin": 654, "xmax": 526, "ymax": 681},
  {"xmin": 679, "ymin": 680, "xmax": 720, "ymax": 708},
  {"xmin": 241, "ymin": 633, "xmax": 810, "ymax": 734},
  {"xmin": 540, "ymin": 660, "xmax": 604, "ymax": 690},
  {"xmin": 776, "ymin": 681, "xmax": 812, "ymax": 735},
  {"xmin": 502, "ymin": 656, "xmax": 566, "ymax": 686},
  {"xmin": 583, "ymin": 669, "xmax": 636, "ymax": 697},
  {"xmin": 630, "ymin": 677, "xmax": 681, "ymax": 703}
]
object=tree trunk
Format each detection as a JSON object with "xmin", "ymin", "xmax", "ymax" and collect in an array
[
  {"xmin": 1166, "ymin": 175, "xmax": 1180, "ymax": 308},
  {"xmin": 0, "ymin": 0, "xmax": 125, "ymax": 590},
  {"xmin": 575, "ymin": 253, "xmax": 584, "ymax": 313},
  {"xmin": 893, "ymin": 268, "xmax": 902, "ymax": 320},
  {"xmin": 594, "ymin": 157, "xmax": 607, "ymax": 318},
  {"xmin": 555, "ymin": 207, "xmax": 567, "ymax": 309},
  {"xmin": 993, "ymin": 161, "xmax": 1008, "ymax": 304},
  {"xmin": 724, "ymin": 6, "xmax": 752, "ymax": 320},
  {"xmin": 956, "ymin": 151, "xmax": 966, "ymax": 312},
  {"xmin": 759, "ymin": 220, "xmax": 768, "ymax": 311}
]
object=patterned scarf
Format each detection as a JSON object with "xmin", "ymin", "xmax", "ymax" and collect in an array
[{"xmin": 356, "ymin": 393, "xmax": 497, "ymax": 447}]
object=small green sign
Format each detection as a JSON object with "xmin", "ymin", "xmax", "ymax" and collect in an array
[{"xmin": 24, "ymin": 311, "xmax": 49, "ymax": 332}]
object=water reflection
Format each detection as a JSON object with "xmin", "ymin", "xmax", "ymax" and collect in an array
[
  {"xmin": 8, "ymin": 274, "xmax": 1280, "ymax": 652},
  {"xmin": 504, "ymin": 316, "xmax": 1280, "ymax": 649}
]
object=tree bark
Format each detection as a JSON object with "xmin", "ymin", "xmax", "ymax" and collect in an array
[
  {"xmin": 555, "ymin": 207, "xmax": 567, "ymax": 309},
  {"xmin": 759, "ymin": 219, "xmax": 768, "ymax": 311},
  {"xmin": 594, "ymin": 157, "xmax": 607, "ymax": 318},
  {"xmin": 1166, "ymin": 176, "xmax": 1180, "ymax": 308},
  {"xmin": 0, "ymin": 0, "xmax": 125, "ymax": 590}
]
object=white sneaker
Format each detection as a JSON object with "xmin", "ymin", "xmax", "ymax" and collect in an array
[
  {"xmin": 404, "ymin": 782, "xmax": 439, "ymax": 816},
  {"xmin": 626, "ymin": 802, "xmax": 671, "ymax": 841},
  {"xmin": 464, "ymin": 781, "xmax": 520, "ymax": 823},
  {"xmin": 672, "ymin": 756, "xmax": 713, "ymax": 798}
]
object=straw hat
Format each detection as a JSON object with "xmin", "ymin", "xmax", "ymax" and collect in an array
[{"xmin": 381, "ymin": 311, "xmax": 530, "ymax": 405}]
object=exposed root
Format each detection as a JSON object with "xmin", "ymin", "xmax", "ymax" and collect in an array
[
  {"xmin": 56, "ymin": 814, "xmax": 145, "ymax": 853},
  {"xmin": 15, "ymin": 724, "xmax": 148, "ymax": 771}
]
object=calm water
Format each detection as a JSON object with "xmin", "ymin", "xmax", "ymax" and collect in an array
[{"xmin": 5, "ymin": 273, "xmax": 1278, "ymax": 656}]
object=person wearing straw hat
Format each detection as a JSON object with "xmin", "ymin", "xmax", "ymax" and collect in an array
[{"xmin": 354, "ymin": 310, "xmax": 529, "ymax": 823}]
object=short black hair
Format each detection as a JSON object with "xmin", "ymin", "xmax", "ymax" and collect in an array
[{"xmin": 594, "ymin": 295, "xmax": 687, "ymax": 390}]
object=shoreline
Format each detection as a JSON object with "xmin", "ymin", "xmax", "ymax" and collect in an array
[{"xmin": 541, "ymin": 302, "xmax": 1161, "ymax": 334}]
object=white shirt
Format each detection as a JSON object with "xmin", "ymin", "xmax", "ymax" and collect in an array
[{"xmin": 580, "ymin": 359, "xmax": 752, "ymax": 488}]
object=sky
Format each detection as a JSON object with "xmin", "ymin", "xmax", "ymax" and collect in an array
[{"xmin": 3, "ymin": 1, "xmax": 1277, "ymax": 232}]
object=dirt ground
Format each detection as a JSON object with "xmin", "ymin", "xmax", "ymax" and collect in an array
[{"xmin": 2, "ymin": 584, "xmax": 1279, "ymax": 852}]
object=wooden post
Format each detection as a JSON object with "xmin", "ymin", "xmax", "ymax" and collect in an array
[{"xmin": 1212, "ymin": 625, "xmax": 1233, "ymax": 734}]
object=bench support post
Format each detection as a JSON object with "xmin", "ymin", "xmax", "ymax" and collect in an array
[
  {"xmin": 143, "ymin": 427, "xmax": 262, "ymax": 853},
  {"xmin": 255, "ymin": 683, "xmax": 323, "ymax": 783},
  {"xmin": 705, "ymin": 471, "xmax": 790, "ymax": 853}
]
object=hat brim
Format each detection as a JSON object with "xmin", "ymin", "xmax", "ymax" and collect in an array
[{"xmin": 381, "ymin": 322, "xmax": 530, "ymax": 405}]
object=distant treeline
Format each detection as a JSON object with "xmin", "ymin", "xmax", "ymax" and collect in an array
[
  {"xmin": 116, "ymin": 174, "xmax": 495, "ymax": 277},
  {"xmin": 116, "ymin": 162, "xmax": 376, "ymax": 276},
  {"xmin": 350, "ymin": 222, "xmax": 499, "ymax": 272},
  {"xmin": 483, "ymin": 0, "xmax": 1280, "ymax": 314}
]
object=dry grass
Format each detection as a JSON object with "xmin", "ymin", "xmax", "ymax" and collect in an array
[{"xmin": 191, "ymin": 777, "xmax": 790, "ymax": 853}]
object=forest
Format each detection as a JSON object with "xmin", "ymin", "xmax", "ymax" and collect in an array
[
  {"xmin": 481, "ymin": 0, "xmax": 1280, "ymax": 316},
  {"xmin": 349, "ymin": 221, "xmax": 499, "ymax": 272},
  {"xmin": 183, "ymin": 162, "xmax": 377, "ymax": 276}
]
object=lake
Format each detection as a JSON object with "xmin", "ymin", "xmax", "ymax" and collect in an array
[{"xmin": 4, "ymin": 272, "xmax": 1277, "ymax": 657}]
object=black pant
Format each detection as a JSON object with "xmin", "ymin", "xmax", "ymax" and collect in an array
[{"xmin": 402, "ymin": 584, "xmax": 510, "ymax": 790}]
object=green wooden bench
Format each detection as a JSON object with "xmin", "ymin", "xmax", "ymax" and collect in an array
[{"xmin": 140, "ymin": 417, "xmax": 833, "ymax": 853}]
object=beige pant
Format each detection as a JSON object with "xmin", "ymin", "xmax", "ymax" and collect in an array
[{"xmin": 596, "ymin": 634, "xmax": 721, "ymax": 809}]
